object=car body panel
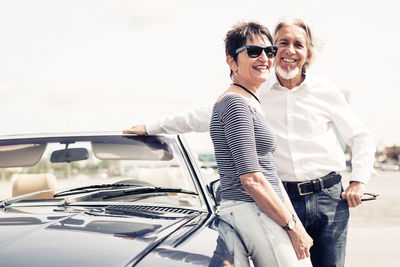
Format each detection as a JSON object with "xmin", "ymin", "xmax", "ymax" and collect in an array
[
  {"xmin": 0, "ymin": 133, "xmax": 224, "ymax": 266},
  {"xmin": 0, "ymin": 205, "xmax": 218, "ymax": 266}
]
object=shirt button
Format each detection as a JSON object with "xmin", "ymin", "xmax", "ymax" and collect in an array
[{"xmin": 287, "ymin": 96, "xmax": 293, "ymax": 112}]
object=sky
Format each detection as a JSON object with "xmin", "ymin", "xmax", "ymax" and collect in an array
[{"xmin": 0, "ymin": 0, "xmax": 399, "ymax": 153}]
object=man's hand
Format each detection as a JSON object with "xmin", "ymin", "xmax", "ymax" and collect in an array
[
  {"xmin": 341, "ymin": 181, "xmax": 366, "ymax": 208},
  {"xmin": 122, "ymin": 124, "xmax": 147, "ymax": 135}
]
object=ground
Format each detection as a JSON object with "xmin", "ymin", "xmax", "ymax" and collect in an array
[{"xmin": 344, "ymin": 170, "xmax": 400, "ymax": 266}]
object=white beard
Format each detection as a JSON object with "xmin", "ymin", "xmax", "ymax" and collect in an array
[{"xmin": 275, "ymin": 65, "xmax": 300, "ymax": 80}]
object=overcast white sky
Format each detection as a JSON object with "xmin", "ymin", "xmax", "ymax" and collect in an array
[{"xmin": 0, "ymin": 0, "xmax": 399, "ymax": 152}]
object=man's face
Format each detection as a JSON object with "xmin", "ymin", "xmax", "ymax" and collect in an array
[{"xmin": 274, "ymin": 25, "xmax": 311, "ymax": 80}]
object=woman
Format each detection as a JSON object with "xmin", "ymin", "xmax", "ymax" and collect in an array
[{"xmin": 209, "ymin": 21, "xmax": 313, "ymax": 266}]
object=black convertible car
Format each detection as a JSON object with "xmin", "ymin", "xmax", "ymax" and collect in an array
[{"xmin": 0, "ymin": 132, "xmax": 231, "ymax": 267}]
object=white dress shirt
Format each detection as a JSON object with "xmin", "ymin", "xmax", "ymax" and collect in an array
[
  {"xmin": 147, "ymin": 106, "xmax": 210, "ymax": 134},
  {"xmin": 146, "ymin": 72, "xmax": 376, "ymax": 184}
]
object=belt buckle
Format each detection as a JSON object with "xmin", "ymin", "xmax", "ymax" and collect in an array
[{"xmin": 297, "ymin": 181, "xmax": 313, "ymax": 196}]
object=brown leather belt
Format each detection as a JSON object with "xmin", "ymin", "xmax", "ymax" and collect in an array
[{"xmin": 284, "ymin": 172, "xmax": 342, "ymax": 196}]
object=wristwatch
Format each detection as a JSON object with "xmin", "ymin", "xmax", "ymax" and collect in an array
[{"xmin": 282, "ymin": 214, "xmax": 296, "ymax": 231}]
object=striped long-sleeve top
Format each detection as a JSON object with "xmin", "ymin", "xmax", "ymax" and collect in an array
[{"xmin": 209, "ymin": 94, "xmax": 283, "ymax": 202}]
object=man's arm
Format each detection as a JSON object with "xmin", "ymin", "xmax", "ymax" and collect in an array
[
  {"xmin": 123, "ymin": 105, "xmax": 213, "ymax": 135},
  {"xmin": 331, "ymin": 89, "xmax": 376, "ymax": 207}
]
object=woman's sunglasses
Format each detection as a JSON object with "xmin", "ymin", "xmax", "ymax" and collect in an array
[{"xmin": 235, "ymin": 45, "xmax": 279, "ymax": 59}]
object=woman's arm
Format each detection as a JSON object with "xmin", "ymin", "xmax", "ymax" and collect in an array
[
  {"xmin": 279, "ymin": 181, "xmax": 313, "ymax": 259},
  {"xmin": 217, "ymin": 95, "xmax": 312, "ymax": 259},
  {"xmin": 240, "ymin": 172, "xmax": 291, "ymax": 226},
  {"xmin": 240, "ymin": 172, "xmax": 313, "ymax": 260}
]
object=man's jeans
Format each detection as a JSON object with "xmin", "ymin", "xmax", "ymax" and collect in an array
[{"xmin": 287, "ymin": 181, "xmax": 350, "ymax": 267}]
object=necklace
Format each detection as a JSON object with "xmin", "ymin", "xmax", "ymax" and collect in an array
[{"xmin": 233, "ymin": 83, "xmax": 260, "ymax": 104}]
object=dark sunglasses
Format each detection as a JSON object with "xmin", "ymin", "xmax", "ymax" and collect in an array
[{"xmin": 235, "ymin": 45, "xmax": 279, "ymax": 59}]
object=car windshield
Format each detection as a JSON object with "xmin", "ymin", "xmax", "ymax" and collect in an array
[{"xmin": 0, "ymin": 135, "xmax": 204, "ymax": 209}]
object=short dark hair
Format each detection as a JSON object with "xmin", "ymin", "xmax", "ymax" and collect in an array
[{"xmin": 224, "ymin": 21, "xmax": 273, "ymax": 77}]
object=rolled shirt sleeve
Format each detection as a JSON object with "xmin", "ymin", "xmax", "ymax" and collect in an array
[
  {"xmin": 330, "ymin": 88, "xmax": 376, "ymax": 184},
  {"xmin": 146, "ymin": 105, "xmax": 212, "ymax": 135}
]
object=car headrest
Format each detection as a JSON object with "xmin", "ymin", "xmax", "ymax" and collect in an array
[{"xmin": 12, "ymin": 173, "xmax": 57, "ymax": 199}]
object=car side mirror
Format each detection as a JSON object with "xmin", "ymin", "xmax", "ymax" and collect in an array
[{"xmin": 209, "ymin": 179, "xmax": 221, "ymax": 206}]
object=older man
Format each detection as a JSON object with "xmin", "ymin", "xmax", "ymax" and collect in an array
[{"xmin": 124, "ymin": 18, "xmax": 375, "ymax": 267}]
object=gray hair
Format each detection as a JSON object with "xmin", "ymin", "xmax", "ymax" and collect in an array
[{"xmin": 274, "ymin": 18, "xmax": 315, "ymax": 70}]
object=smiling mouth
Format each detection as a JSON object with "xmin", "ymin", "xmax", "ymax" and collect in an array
[
  {"xmin": 282, "ymin": 58, "xmax": 296, "ymax": 63},
  {"xmin": 253, "ymin": 65, "xmax": 268, "ymax": 71}
]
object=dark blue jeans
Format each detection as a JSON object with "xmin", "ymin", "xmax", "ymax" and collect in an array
[{"xmin": 286, "ymin": 181, "xmax": 349, "ymax": 267}]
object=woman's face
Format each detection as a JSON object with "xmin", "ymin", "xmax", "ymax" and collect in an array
[{"xmin": 233, "ymin": 34, "xmax": 273, "ymax": 86}]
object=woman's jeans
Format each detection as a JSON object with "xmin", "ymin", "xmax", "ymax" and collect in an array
[
  {"xmin": 218, "ymin": 200, "xmax": 311, "ymax": 267},
  {"xmin": 287, "ymin": 181, "xmax": 350, "ymax": 267}
]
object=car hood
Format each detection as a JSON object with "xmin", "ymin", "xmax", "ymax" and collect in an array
[{"xmin": 0, "ymin": 203, "xmax": 217, "ymax": 267}]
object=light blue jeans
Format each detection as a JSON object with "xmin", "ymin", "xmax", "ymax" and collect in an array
[{"xmin": 218, "ymin": 200, "xmax": 311, "ymax": 267}]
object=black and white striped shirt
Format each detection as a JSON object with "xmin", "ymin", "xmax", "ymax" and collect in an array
[{"xmin": 210, "ymin": 94, "xmax": 283, "ymax": 202}]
